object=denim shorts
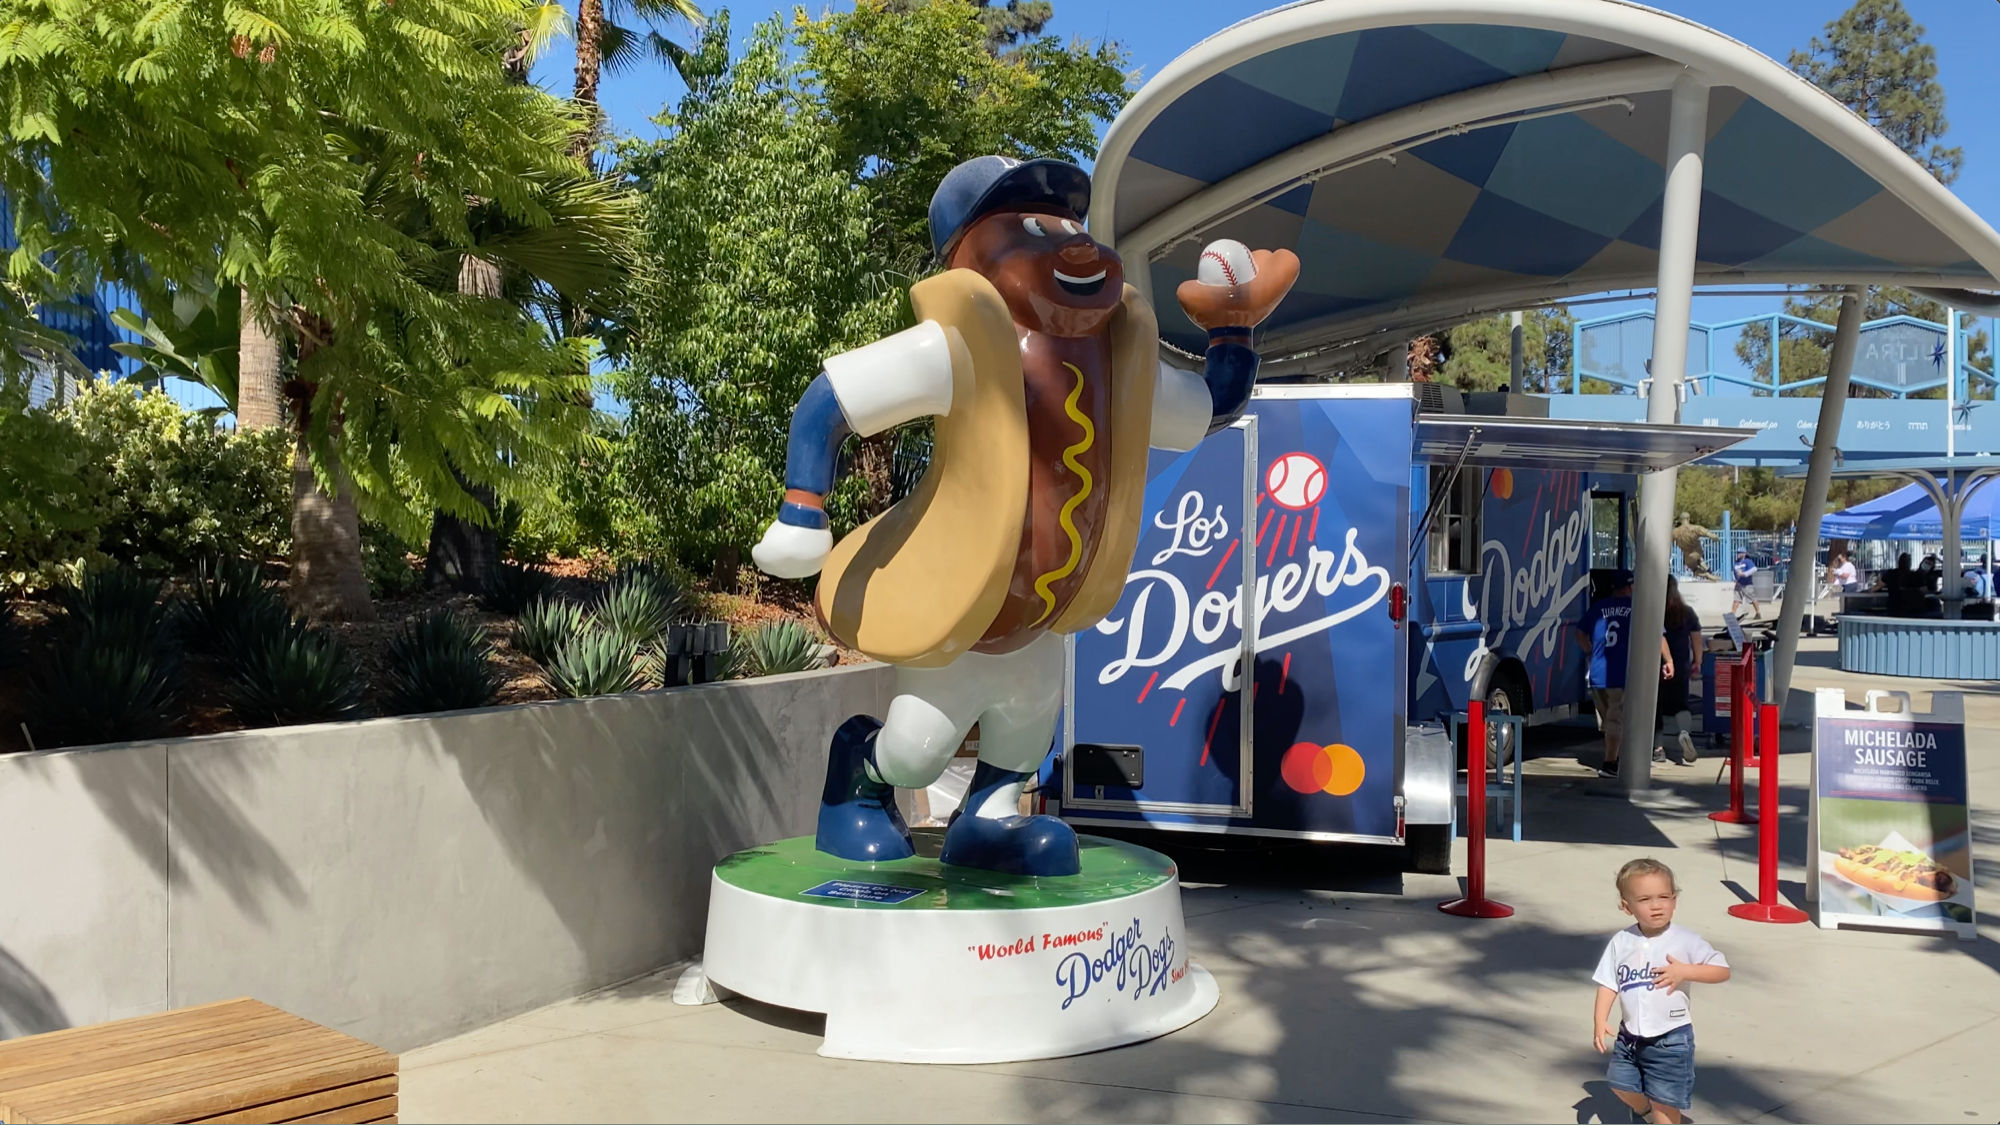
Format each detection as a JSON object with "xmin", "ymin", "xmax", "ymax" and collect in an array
[{"xmin": 1608, "ymin": 1024, "xmax": 1695, "ymax": 1110}]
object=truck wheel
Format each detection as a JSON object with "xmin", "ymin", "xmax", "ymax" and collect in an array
[
  {"xmin": 1483, "ymin": 667, "xmax": 1531, "ymax": 771},
  {"xmin": 1404, "ymin": 823, "xmax": 1453, "ymax": 875}
]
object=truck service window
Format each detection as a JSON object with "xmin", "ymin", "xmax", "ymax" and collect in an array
[
  {"xmin": 1590, "ymin": 492, "xmax": 1628, "ymax": 570},
  {"xmin": 1428, "ymin": 466, "xmax": 1482, "ymax": 575}
]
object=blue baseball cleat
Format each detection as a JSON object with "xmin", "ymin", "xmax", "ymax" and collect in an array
[
  {"xmin": 939, "ymin": 761, "xmax": 1081, "ymax": 876},
  {"xmin": 815, "ymin": 716, "xmax": 915, "ymax": 863}
]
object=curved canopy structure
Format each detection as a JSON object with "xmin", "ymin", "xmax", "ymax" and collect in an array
[{"xmin": 1092, "ymin": 0, "xmax": 2000, "ymax": 369}]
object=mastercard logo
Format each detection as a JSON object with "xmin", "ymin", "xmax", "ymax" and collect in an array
[
  {"xmin": 1490, "ymin": 467, "xmax": 1514, "ymax": 500},
  {"xmin": 1280, "ymin": 741, "xmax": 1366, "ymax": 796}
]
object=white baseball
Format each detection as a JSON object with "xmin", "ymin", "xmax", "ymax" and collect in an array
[
  {"xmin": 1266, "ymin": 452, "xmax": 1326, "ymax": 510},
  {"xmin": 1197, "ymin": 239, "xmax": 1257, "ymax": 288}
]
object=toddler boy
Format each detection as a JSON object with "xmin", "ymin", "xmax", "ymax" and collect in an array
[{"xmin": 1591, "ymin": 858, "xmax": 1730, "ymax": 1123}]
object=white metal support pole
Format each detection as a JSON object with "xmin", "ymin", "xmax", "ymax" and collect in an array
[
  {"xmin": 1947, "ymin": 307, "xmax": 1958, "ymax": 458},
  {"xmin": 1619, "ymin": 72, "xmax": 1708, "ymax": 795},
  {"xmin": 1510, "ymin": 311, "xmax": 1525, "ymax": 390},
  {"xmin": 1770, "ymin": 287, "xmax": 1863, "ymax": 707}
]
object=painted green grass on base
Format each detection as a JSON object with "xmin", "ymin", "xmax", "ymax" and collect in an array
[{"xmin": 714, "ymin": 835, "xmax": 1175, "ymax": 910}]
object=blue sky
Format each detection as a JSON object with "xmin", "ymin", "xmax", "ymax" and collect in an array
[{"xmin": 533, "ymin": 0, "xmax": 2000, "ymax": 364}]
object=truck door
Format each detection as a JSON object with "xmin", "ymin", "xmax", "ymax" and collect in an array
[
  {"xmin": 1243, "ymin": 391, "xmax": 1411, "ymax": 841},
  {"xmin": 1066, "ymin": 418, "xmax": 1257, "ymax": 817}
]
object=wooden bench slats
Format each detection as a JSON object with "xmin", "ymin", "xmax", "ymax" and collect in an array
[
  {"xmin": 359, "ymin": 1117, "xmax": 395, "ymax": 1124},
  {"xmin": 0, "ymin": 1003, "xmax": 300, "ymax": 1077},
  {"xmin": 0, "ymin": 1000, "xmax": 396, "ymax": 1125},
  {"xmin": 0, "ymin": 1019, "xmax": 366, "ymax": 1097},
  {"xmin": 190, "ymin": 1077, "xmax": 397, "ymax": 1124},
  {"xmin": 282, "ymin": 1094, "xmax": 396, "ymax": 1124},
  {"xmin": 43, "ymin": 1051, "xmax": 394, "ymax": 1125},
  {"xmin": 21, "ymin": 1034, "xmax": 387, "ymax": 1121}
]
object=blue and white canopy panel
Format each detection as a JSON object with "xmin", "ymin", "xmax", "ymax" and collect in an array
[{"xmin": 1092, "ymin": 0, "xmax": 2000, "ymax": 366}]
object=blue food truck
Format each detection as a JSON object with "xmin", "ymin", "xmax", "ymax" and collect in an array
[{"xmin": 1053, "ymin": 382, "xmax": 1748, "ymax": 870}]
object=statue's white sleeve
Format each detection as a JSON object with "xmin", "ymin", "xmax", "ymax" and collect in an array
[
  {"xmin": 1150, "ymin": 364, "xmax": 1211, "ymax": 452},
  {"xmin": 821, "ymin": 321, "xmax": 955, "ymax": 437}
]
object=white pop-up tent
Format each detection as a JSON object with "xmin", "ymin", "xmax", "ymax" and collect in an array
[{"xmin": 1088, "ymin": 0, "xmax": 2000, "ymax": 788}]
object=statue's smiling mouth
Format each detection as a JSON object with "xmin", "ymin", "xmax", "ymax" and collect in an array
[{"xmin": 1054, "ymin": 268, "xmax": 1107, "ymax": 296}]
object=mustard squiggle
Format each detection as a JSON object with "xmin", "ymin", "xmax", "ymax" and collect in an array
[{"xmin": 1029, "ymin": 362, "xmax": 1096, "ymax": 627}]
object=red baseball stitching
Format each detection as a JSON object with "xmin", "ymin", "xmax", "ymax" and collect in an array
[{"xmin": 1202, "ymin": 248, "xmax": 1239, "ymax": 286}]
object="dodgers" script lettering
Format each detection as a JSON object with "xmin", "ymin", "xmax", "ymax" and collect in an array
[{"xmin": 1095, "ymin": 489, "xmax": 1389, "ymax": 693}]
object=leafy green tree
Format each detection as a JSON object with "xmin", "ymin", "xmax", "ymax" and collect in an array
[
  {"xmin": 795, "ymin": 0, "xmax": 1130, "ymax": 274},
  {"xmin": 616, "ymin": 14, "xmax": 900, "ymax": 577},
  {"xmin": 1735, "ymin": 0, "xmax": 1985, "ymax": 400},
  {"xmin": 0, "ymin": 0, "xmax": 616, "ymax": 619},
  {"xmin": 1438, "ymin": 308, "xmax": 1575, "ymax": 392}
]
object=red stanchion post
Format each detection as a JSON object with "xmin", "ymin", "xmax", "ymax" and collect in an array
[
  {"xmin": 1708, "ymin": 689, "xmax": 1754, "ymax": 824},
  {"xmin": 1441, "ymin": 700, "xmax": 1513, "ymax": 919},
  {"xmin": 1739, "ymin": 649, "xmax": 1762, "ymax": 769},
  {"xmin": 1728, "ymin": 702, "xmax": 1808, "ymax": 924}
]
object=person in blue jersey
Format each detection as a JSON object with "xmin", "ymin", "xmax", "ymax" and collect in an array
[
  {"xmin": 1729, "ymin": 551, "xmax": 1759, "ymax": 619},
  {"xmin": 1576, "ymin": 572, "xmax": 1673, "ymax": 778}
]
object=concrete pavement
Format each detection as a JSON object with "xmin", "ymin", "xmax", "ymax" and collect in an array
[{"xmin": 400, "ymin": 638, "xmax": 1998, "ymax": 1123}]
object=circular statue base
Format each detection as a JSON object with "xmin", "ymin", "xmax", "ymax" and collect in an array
[{"xmin": 691, "ymin": 833, "xmax": 1218, "ymax": 1064}]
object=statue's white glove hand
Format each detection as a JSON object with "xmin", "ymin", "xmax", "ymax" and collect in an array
[{"xmin": 752, "ymin": 521, "xmax": 833, "ymax": 579}]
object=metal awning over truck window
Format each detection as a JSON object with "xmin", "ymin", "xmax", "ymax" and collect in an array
[{"xmin": 1413, "ymin": 416, "xmax": 1754, "ymax": 474}]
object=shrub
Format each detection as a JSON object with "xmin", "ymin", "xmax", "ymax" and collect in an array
[
  {"xmin": 360, "ymin": 518, "xmax": 423, "ymax": 599},
  {"xmin": 731, "ymin": 619, "xmax": 825, "ymax": 678},
  {"xmin": 64, "ymin": 378, "xmax": 292, "ymax": 575},
  {"xmin": 542, "ymin": 625, "xmax": 641, "ymax": 698},
  {"xmin": 0, "ymin": 382, "xmax": 117, "ymax": 591},
  {"xmin": 54, "ymin": 566, "xmax": 176, "ymax": 650},
  {"xmin": 594, "ymin": 561, "xmax": 685, "ymax": 648},
  {"xmin": 383, "ymin": 610, "xmax": 504, "ymax": 715},
  {"xmin": 24, "ymin": 636, "xmax": 184, "ymax": 749},
  {"xmin": 480, "ymin": 560, "xmax": 554, "ymax": 615},
  {"xmin": 179, "ymin": 557, "xmax": 284, "ymax": 655},
  {"xmin": 223, "ymin": 616, "xmax": 367, "ymax": 726},
  {"xmin": 515, "ymin": 595, "xmax": 587, "ymax": 666}
]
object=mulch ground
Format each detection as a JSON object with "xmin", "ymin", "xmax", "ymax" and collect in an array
[{"xmin": 0, "ymin": 559, "xmax": 855, "ymax": 754}]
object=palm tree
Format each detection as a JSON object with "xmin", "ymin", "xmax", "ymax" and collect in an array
[
  {"xmin": 424, "ymin": 174, "xmax": 638, "ymax": 592},
  {"xmin": 571, "ymin": 0, "xmax": 705, "ymax": 159}
]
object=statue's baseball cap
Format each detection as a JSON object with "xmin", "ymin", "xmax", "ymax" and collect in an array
[{"xmin": 929, "ymin": 155, "xmax": 1092, "ymax": 261}]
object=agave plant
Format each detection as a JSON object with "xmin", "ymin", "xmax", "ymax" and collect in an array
[
  {"xmin": 25, "ymin": 635, "xmax": 184, "ymax": 748},
  {"xmin": 54, "ymin": 566, "xmax": 176, "ymax": 650},
  {"xmin": 594, "ymin": 562, "xmax": 685, "ymax": 649},
  {"xmin": 731, "ymin": 620, "xmax": 826, "ymax": 679},
  {"xmin": 179, "ymin": 557, "xmax": 285, "ymax": 656},
  {"xmin": 223, "ymin": 616, "xmax": 368, "ymax": 726},
  {"xmin": 542, "ymin": 626, "xmax": 642, "ymax": 698},
  {"xmin": 515, "ymin": 595, "xmax": 587, "ymax": 666},
  {"xmin": 383, "ymin": 610, "xmax": 505, "ymax": 716},
  {"xmin": 480, "ymin": 560, "xmax": 555, "ymax": 615}
]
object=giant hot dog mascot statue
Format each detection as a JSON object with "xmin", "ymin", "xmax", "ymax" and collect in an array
[{"xmin": 753, "ymin": 155, "xmax": 1298, "ymax": 877}]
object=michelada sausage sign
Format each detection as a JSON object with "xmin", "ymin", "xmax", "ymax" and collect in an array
[{"xmin": 1809, "ymin": 689, "xmax": 1975, "ymax": 940}]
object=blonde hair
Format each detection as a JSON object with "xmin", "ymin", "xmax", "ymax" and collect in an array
[{"xmin": 1616, "ymin": 857, "xmax": 1677, "ymax": 897}]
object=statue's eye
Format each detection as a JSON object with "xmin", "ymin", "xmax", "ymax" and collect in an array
[
  {"xmin": 1022, "ymin": 216, "xmax": 1048, "ymax": 237},
  {"xmin": 1060, "ymin": 219, "xmax": 1080, "ymax": 235}
]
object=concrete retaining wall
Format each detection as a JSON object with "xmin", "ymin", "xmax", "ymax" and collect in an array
[{"xmin": 0, "ymin": 663, "xmax": 893, "ymax": 1053}]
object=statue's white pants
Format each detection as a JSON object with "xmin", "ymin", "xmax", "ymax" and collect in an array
[{"xmin": 870, "ymin": 632, "xmax": 1065, "ymax": 793}]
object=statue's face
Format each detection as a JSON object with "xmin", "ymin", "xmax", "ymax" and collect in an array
[{"xmin": 948, "ymin": 207, "xmax": 1124, "ymax": 338}]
